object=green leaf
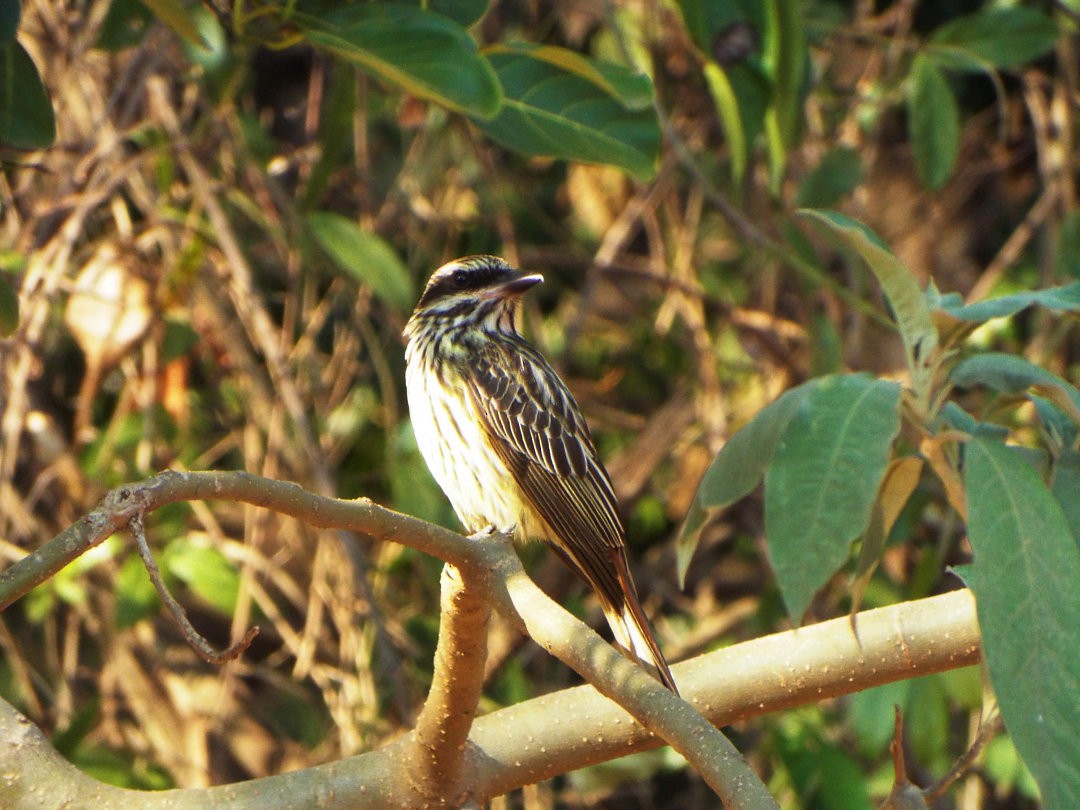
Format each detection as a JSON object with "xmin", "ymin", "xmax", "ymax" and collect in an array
[
  {"xmin": 796, "ymin": 145, "xmax": 864, "ymax": 208},
  {"xmin": 696, "ymin": 383, "xmax": 820, "ymax": 511},
  {"xmin": 961, "ymin": 437, "xmax": 1080, "ymax": 807},
  {"xmin": 906, "ymin": 676, "xmax": 951, "ymax": 771},
  {"xmin": 702, "ymin": 62, "xmax": 749, "ymax": 186},
  {"xmin": 941, "ymin": 401, "xmax": 1008, "ymax": 441},
  {"xmin": 0, "ymin": 274, "xmax": 17, "ymax": 335},
  {"xmin": 475, "ymin": 43, "xmax": 660, "ymax": 180},
  {"xmin": 983, "ymin": 736, "xmax": 1040, "ymax": 801},
  {"xmin": 935, "ymin": 281, "xmax": 1080, "ymax": 322},
  {"xmin": 672, "ymin": 0, "xmax": 709, "ymax": 51},
  {"xmin": 850, "ymin": 679, "xmax": 912, "ymax": 758},
  {"xmin": 71, "ymin": 744, "xmax": 173, "ymax": 790},
  {"xmin": 764, "ymin": 375, "xmax": 901, "ymax": 620},
  {"xmin": 938, "ymin": 663, "xmax": 983, "ymax": 710},
  {"xmin": 763, "ymin": 0, "xmax": 806, "ymax": 192},
  {"xmin": 1032, "ymin": 395, "xmax": 1079, "ymax": 454},
  {"xmin": 677, "ymin": 380, "xmax": 819, "ymax": 584},
  {"xmin": 0, "ymin": 0, "xmax": 20, "ymax": 43},
  {"xmin": 164, "ymin": 540, "xmax": 240, "ymax": 616},
  {"xmin": 951, "ymin": 354, "xmax": 1080, "ymax": 404},
  {"xmin": 299, "ymin": 4, "xmax": 501, "ymax": 119},
  {"xmin": 30, "ymin": 536, "xmax": 124, "ymax": 617},
  {"xmin": 179, "ymin": 5, "xmax": 227, "ymax": 72},
  {"xmin": 777, "ymin": 731, "xmax": 874, "ymax": 810},
  {"xmin": 0, "ymin": 40, "xmax": 56, "ymax": 150},
  {"xmin": 1057, "ymin": 210, "xmax": 1080, "ymax": 279},
  {"xmin": 494, "ymin": 42, "xmax": 654, "ymax": 110},
  {"xmin": 799, "ymin": 210, "xmax": 938, "ymax": 399},
  {"xmin": 1051, "ymin": 450, "xmax": 1080, "ymax": 545},
  {"xmin": 397, "ymin": 0, "xmax": 490, "ymax": 29},
  {"xmin": 670, "ymin": 2, "xmax": 770, "ymax": 186},
  {"xmin": 908, "ymin": 55, "xmax": 959, "ymax": 190},
  {"xmin": 307, "ymin": 212, "xmax": 414, "ymax": 311},
  {"xmin": 97, "ymin": 0, "xmax": 155, "ymax": 51},
  {"xmin": 812, "ymin": 747, "xmax": 874, "ymax": 810},
  {"xmin": 929, "ymin": 7, "xmax": 1058, "ymax": 70},
  {"xmin": 808, "ymin": 309, "xmax": 843, "ymax": 376},
  {"xmin": 137, "ymin": 0, "xmax": 208, "ymax": 49},
  {"xmin": 950, "ymin": 353, "xmax": 1080, "ymax": 427}
]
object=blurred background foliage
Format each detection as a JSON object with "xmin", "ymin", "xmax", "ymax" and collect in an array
[{"xmin": 0, "ymin": 0, "xmax": 1077, "ymax": 807}]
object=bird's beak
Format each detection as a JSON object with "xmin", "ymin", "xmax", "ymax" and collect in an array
[{"xmin": 489, "ymin": 271, "xmax": 544, "ymax": 298}]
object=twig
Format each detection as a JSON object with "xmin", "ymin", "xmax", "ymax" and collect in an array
[
  {"xmin": 130, "ymin": 512, "xmax": 258, "ymax": 665},
  {"xmin": 882, "ymin": 706, "xmax": 927, "ymax": 809},
  {"xmin": 925, "ymin": 709, "xmax": 1004, "ymax": 803},
  {"xmin": 965, "ymin": 185, "xmax": 1058, "ymax": 303}
]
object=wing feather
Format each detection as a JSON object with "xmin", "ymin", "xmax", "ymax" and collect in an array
[
  {"xmin": 458, "ymin": 330, "xmax": 678, "ymax": 692},
  {"xmin": 464, "ymin": 339, "xmax": 624, "ymax": 560}
]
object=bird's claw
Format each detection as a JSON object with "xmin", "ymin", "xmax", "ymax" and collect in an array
[{"xmin": 468, "ymin": 524, "xmax": 500, "ymax": 541}]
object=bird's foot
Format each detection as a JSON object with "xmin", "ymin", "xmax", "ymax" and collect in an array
[{"xmin": 468, "ymin": 524, "xmax": 500, "ymax": 541}]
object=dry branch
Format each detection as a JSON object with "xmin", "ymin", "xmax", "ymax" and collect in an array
[
  {"xmin": 0, "ymin": 472, "xmax": 982, "ymax": 807},
  {"xmin": 0, "ymin": 472, "xmax": 773, "ymax": 806},
  {"xmin": 0, "ymin": 585, "xmax": 980, "ymax": 807}
]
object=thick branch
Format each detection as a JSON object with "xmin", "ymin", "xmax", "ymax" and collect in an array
[
  {"xmin": 0, "ymin": 587, "xmax": 980, "ymax": 808},
  {"xmin": 489, "ymin": 560, "xmax": 774, "ymax": 807},
  {"xmin": 467, "ymin": 589, "xmax": 981, "ymax": 796},
  {"xmin": 0, "ymin": 471, "xmax": 769, "ymax": 804},
  {"xmin": 0, "ymin": 471, "xmax": 461, "ymax": 609},
  {"xmin": 407, "ymin": 564, "xmax": 492, "ymax": 806},
  {"xmin": 0, "ymin": 473, "xmax": 982, "ymax": 807}
]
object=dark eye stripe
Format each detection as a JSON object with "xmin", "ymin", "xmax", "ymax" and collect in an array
[{"xmin": 416, "ymin": 256, "xmax": 515, "ymax": 308}]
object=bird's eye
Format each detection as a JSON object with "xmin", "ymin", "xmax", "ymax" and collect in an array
[{"xmin": 451, "ymin": 270, "xmax": 469, "ymax": 289}]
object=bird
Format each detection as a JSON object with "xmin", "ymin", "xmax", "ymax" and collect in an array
[{"xmin": 403, "ymin": 255, "xmax": 678, "ymax": 693}]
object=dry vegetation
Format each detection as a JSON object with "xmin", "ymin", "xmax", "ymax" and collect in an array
[{"xmin": 0, "ymin": 1, "xmax": 1075, "ymax": 807}]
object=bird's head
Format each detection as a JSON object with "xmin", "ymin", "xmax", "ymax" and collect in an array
[{"xmin": 406, "ymin": 255, "xmax": 543, "ymax": 336}]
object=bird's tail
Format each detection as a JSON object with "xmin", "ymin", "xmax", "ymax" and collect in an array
[{"xmin": 603, "ymin": 567, "xmax": 679, "ymax": 695}]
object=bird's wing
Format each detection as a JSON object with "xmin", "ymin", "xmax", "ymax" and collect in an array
[
  {"xmin": 464, "ymin": 338, "xmax": 678, "ymax": 693},
  {"xmin": 463, "ymin": 339, "xmax": 625, "ymax": 559}
]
